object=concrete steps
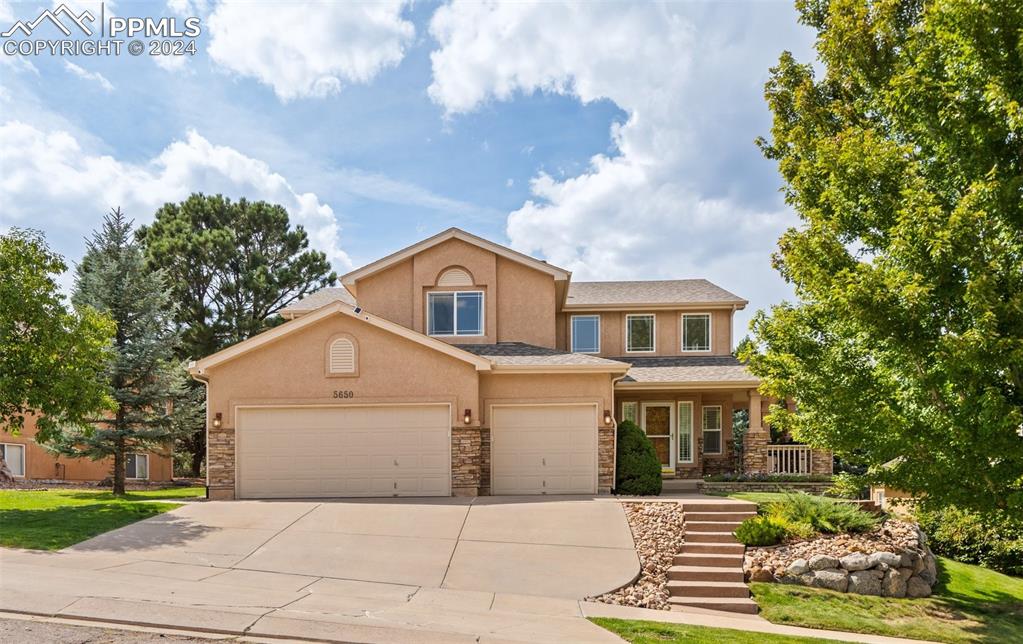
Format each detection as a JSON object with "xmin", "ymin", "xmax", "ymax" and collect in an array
[
  {"xmin": 667, "ymin": 500, "xmax": 758, "ymax": 616},
  {"xmin": 668, "ymin": 565, "xmax": 744, "ymax": 582}
]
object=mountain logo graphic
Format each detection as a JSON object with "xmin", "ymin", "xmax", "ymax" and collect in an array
[{"xmin": 2, "ymin": 4, "xmax": 96, "ymax": 38}]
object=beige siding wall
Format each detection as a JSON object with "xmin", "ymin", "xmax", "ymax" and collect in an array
[
  {"xmin": 559, "ymin": 308, "xmax": 735, "ymax": 357},
  {"xmin": 351, "ymin": 238, "xmax": 559, "ymax": 348},
  {"xmin": 1, "ymin": 415, "xmax": 173, "ymax": 482}
]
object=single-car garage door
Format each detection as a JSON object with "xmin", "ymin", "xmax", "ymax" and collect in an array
[
  {"xmin": 491, "ymin": 404, "xmax": 597, "ymax": 495},
  {"xmin": 236, "ymin": 405, "xmax": 450, "ymax": 498}
]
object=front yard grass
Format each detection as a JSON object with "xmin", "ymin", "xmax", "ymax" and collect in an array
[
  {"xmin": 0, "ymin": 487, "xmax": 203, "ymax": 550},
  {"xmin": 590, "ymin": 618, "xmax": 853, "ymax": 643},
  {"xmin": 705, "ymin": 491, "xmax": 790, "ymax": 506},
  {"xmin": 752, "ymin": 557, "xmax": 1023, "ymax": 643}
]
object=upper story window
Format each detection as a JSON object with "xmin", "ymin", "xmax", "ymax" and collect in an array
[
  {"xmin": 328, "ymin": 337, "xmax": 357, "ymax": 374},
  {"xmin": 428, "ymin": 291, "xmax": 483, "ymax": 336},
  {"xmin": 682, "ymin": 313, "xmax": 711, "ymax": 352},
  {"xmin": 626, "ymin": 314, "xmax": 655, "ymax": 352},
  {"xmin": 571, "ymin": 315, "xmax": 600, "ymax": 353}
]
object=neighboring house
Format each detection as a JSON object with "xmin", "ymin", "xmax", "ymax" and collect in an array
[
  {"xmin": 190, "ymin": 228, "xmax": 830, "ymax": 500},
  {"xmin": 0, "ymin": 415, "xmax": 173, "ymax": 483}
]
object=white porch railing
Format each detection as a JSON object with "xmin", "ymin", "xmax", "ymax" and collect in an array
[{"xmin": 767, "ymin": 445, "xmax": 812, "ymax": 474}]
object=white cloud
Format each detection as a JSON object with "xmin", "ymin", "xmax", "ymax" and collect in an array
[
  {"xmin": 206, "ymin": 1, "xmax": 414, "ymax": 101},
  {"xmin": 428, "ymin": 1, "xmax": 809, "ymax": 334},
  {"xmin": 63, "ymin": 61, "xmax": 114, "ymax": 91},
  {"xmin": 0, "ymin": 121, "xmax": 351, "ymax": 269}
]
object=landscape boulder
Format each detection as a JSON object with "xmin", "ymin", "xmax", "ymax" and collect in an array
[
  {"xmin": 809, "ymin": 554, "xmax": 841, "ymax": 571},
  {"xmin": 840, "ymin": 553, "xmax": 871, "ymax": 571},
  {"xmin": 811, "ymin": 568, "xmax": 849, "ymax": 592},
  {"xmin": 848, "ymin": 569, "xmax": 883, "ymax": 595},
  {"xmin": 906, "ymin": 576, "xmax": 933, "ymax": 598},
  {"xmin": 868, "ymin": 551, "xmax": 902, "ymax": 568},
  {"xmin": 787, "ymin": 558, "xmax": 810, "ymax": 576},
  {"xmin": 882, "ymin": 568, "xmax": 909, "ymax": 598}
]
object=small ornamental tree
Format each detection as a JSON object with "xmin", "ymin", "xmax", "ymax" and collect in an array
[
  {"xmin": 0, "ymin": 229, "xmax": 114, "ymax": 481},
  {"xmin": 615, "ymin": 420, "xmax": 662, "ymax": 496},
  {"xmin": 45, "ymin": 209, "xmax": 187, "ymax": 495}
]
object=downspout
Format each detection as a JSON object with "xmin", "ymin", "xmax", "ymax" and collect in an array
[
  {"xmin": 610, "ymin": 372, "xmax": 629, "ymax": 494},
  {"xmin": 188, "ymin": 363, "xmax": 211, "ymax": 500}
]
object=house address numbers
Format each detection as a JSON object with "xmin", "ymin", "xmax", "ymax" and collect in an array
[{"xmin": 332, "ymin": 390, "xmax": 355, "ymax": 399}]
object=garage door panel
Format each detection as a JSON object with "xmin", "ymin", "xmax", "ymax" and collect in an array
[
  {"xmin": 491, "ymin": 405, "xmax": 597, "ymax": 496},
  {"xmin": 237, "ymin": 405, "xmax": 450, "ymax": 499}
]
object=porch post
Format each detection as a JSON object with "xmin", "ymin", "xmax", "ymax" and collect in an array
[{"xmin": 743, "ymin": 390, "xmax": 768, "ymax": 474}]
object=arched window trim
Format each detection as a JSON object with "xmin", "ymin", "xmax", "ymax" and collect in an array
[{"xmin": 435, "ymin": 265, "xmax": 475, "ymax": 287}]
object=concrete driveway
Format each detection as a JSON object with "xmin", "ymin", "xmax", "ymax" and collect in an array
[{"xmin": 65, "ymin": 495, "xmax": 639, "ymax": 599}]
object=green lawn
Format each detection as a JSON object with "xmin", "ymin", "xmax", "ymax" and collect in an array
[
  {"xmin": 590, "ymin": 618, "xmax": 854, "ymax": 643},
  {"xmin": 0, "ymin": 487, "xmax": 204, "ymax": 550},
  {"xmin": 705, "ymin": 491, "xmax": 790, "ymax": 506},
  {"xmin": 752, "ymin": 557, "xmax": 1023, "ymax": 643}
]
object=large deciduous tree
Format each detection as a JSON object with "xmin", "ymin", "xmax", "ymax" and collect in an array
[
  {"xmin": 137, "ymin": 194, "xmax": 337, "ymax": 475},
  {"xmin": 47, "ymin": 209, "xmax": 187, "ymax": 495},
  {"xmin": 0, "ymin": 229, "xmax": 114, "ymax": 482},
  {"xmin": 742, "ymin": 0, "xmax": 1023, "ymax": 517}
]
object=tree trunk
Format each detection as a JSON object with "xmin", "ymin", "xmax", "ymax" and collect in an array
[
  {"xmin": 113, "ymin": 437, "xmax": 126, "ymax": 496},
  {"xmin": 189, "ymin": 427, "xmax": 205, "ymax": 478},
  {"xmin": 0, "ymin": 454, "xmax": 14, "ymax": 484}
]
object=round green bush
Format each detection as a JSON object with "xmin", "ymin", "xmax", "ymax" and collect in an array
[
  {"xmin": 734, "ymin": 515, "xmax": 787, "ymax": 546},
  {"xmin": 916, "ymin": 505, "xmax": 1023, "ymax": 577},
  {"xmin": 614, "ymin": 420, "xmax": 662, "ymax": 496}
]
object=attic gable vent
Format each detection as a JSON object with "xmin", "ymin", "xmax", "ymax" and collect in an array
[
  {"xmin": 328, "ymin": 337, "xmax": 356, "ymax": 374},
  {"xmin": 437, "ymin": 267, "xmax": 473, "ymax": 287}
]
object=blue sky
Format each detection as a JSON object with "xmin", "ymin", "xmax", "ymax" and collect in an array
[{"xmin": 0, "ymin": 1, "xmax": 817, "ymax": 339}]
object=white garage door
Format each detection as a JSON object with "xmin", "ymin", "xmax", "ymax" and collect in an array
[
  {"xmin": 236, "ymin": 405, "xmax": 450, "ymax": 498},
  {"xmin": 491, "ymin": 404, "xmax": 597, "ymax": 495}
]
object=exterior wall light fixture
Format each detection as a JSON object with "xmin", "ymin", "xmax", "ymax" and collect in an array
[
  {"xmin": 464, "ymin": 409, "xmax": 472, "ymax": 425},
  {"xmin": 212, "ymin": 412, "xmax": 222, "ymax": 429},
  {"xmin": 603, "ymin": 409, "xmax": 613, "ymax": 425}
]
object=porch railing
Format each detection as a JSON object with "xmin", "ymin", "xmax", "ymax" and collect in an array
[{"xmin": 767, "ymin": 445, "xmax": 812, "ymax": 475}]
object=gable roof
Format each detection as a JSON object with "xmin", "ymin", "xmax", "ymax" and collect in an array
[
  {"xmin": 188, "ymin": 300, "xmax": 492, "ymax": 376},
  {"xmin": 455, "ymin": 342, "xmax": 631, "ymax": 373},
  {"xmin": 565, "ymin": 279, "xmax": 747, "ymax": 309},
  {"xmin": 341, "ymin": 228, "xmax": 571, "ymax": 296},
  {"xmin": 281, "ymin": 287, "xmax": 356, "ymax": 320}
]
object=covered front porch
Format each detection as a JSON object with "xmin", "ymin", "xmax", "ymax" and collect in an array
[{"xmin": 613, "ymin": 356, "xmax": 832, "ymax": 479}]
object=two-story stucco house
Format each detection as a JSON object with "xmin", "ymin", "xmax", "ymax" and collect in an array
[{"xmin": 190, "ymin": 228, "xmax": 828, "ymax": 500}]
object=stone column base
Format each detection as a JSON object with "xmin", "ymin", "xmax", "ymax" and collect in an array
[
  {"xmin": 452, "ymin": 486, "xmax": 478, "ymax": 497},
  {"xmin": 207, "ymin": 485, "xmax": 235, "ymax": 500}
]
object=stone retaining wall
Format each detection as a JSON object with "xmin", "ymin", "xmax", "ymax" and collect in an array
[{"xmin": 699, "ymin": 481, "xmax": 834, "ymax": 495}]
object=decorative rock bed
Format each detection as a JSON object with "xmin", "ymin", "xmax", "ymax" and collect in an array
[
  {"xmin": 590, "ymin": 501, "xmax": 685, "ymax": 610},
  {"xmin": 743, "ymin": 519, "xmax": 938, "ymax": 598}
]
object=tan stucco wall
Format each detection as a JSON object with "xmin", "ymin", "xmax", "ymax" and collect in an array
[
  {"xmin": 350, "ymin": 238, "xmax": 559, "ymax": 348},
  {"xmin": 204, "ymin": 312, "xmax": 481, "ymax": 432},
  {"xmin": 559, "ymin": 309, "xmax": 735, "ymax": 357},
  {"xmin": 1, "ymin": 415, "xmax": 173, "ymax": 482},
  {"xmin": 355, "ymin": 258, "xmax": 414, "ymax": 328}
]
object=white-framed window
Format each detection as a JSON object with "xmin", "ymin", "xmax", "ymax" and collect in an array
[
  {"xmin": 328, "ymin": 337, "xmax": 356, "ymax": 374},
  {"xmin": 126, "ymin": 453, "xmax": 149, "ymax": 480},
  {"xmin": 678, "ymin": 401, "xmax": 694, "ymax": 463},
  {"xmin": 625, "ymin": 314, "xmax": 655, "ymax": 352},
  {"xmin": 682, "ymin": 313, "xmax": 712, "ymax": 352},
  {"xmin": 428, "ymin": 291, "xmax": 484, "ymax": 336},
  {"xmin": 0, "ymin": 443, "xmax": 25, "ymax": 477},
  {"xmin": 621, "ymin": 401, "xmax": 638, "ymax": 424},
  {"xmin": 571, "ymin": 315, "xmax": 600, "ymax": 353},
  {"xmin": 702, "ymin": 405, "xmax": 722, "ymax": 455}
]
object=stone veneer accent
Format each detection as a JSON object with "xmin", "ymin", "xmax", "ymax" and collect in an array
[
  {"xmin": 207, "ymin": 426, "xmax": 236, "ymax": 500},
  {"xmin": 451, "ymin": 426, "xmax": 481, "ymax": 496},
  {"xmin": 479, "ymin": 427, "xmax": 491, "ymax": 496},
  {"xmin": 742, "ymin": 428, "xmax": 769, "ymax": 474},
  {"xmin": 598, "ymin": 425, "xmax": 614, "ymax": 493},
  {"xmin": 811, "ymin": 448, "xmax": 834, "ymax": 475}
]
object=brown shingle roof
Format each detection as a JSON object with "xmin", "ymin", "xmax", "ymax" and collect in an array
[
  {"xmin": 456, "ymin": 342, "xmax": 629, "ymax": 368},
  {"xmin": 281, "ymin": 287, "xmax": 356, "ymax": 317},
  {"xmin": 615, "ymin": 355, "xmax": 758, "ymax": 384},
  {"xmin": 566, "ymin": 279, "xmax": 746, "ymax": 307}
]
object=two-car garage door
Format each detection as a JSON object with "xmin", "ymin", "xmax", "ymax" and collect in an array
[
  {"xmin": 491, "ymin": 405, "xmax": 597, "ymax": 495},
  {"xmin": 236, "ymin": 405, "xmax": 450, "ymax": 498}
]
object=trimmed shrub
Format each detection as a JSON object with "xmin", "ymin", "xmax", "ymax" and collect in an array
[
  {"xmin": 916, "ymin": 506, "xmax": 1023, "ymax": 577},
  {"xmin": 704, "ymin": 472, "xmax": 834, "ymax": 483},
  {"xmin": 824, "ymin": 472, "xmax": 867, "ymax": 499},
  {"xmin": 766, "ymin": 492, "xmax": 878, "ymax": 535},
  {"xmin": 614, "ymin": 420, "xmax": 662, "ymax": 496},
  {"xmin": 735, "ymin": 515, "xmax": 787, "ymax": 546}
]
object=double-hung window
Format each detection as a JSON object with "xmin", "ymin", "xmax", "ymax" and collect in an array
[
  {"xmin": 682, "ymin": 313, "xmax": 711, "ymax": 352},
  {"xmin": 126, "ymin": 453, "xmax": 149, "ymax": 479},
  {"xmin": 702, "ymin": 406, "xmax": 722, "ymax": 454},
  {"xmin": 0, "ymin": 444, "xmax": 25, "ymax": 477},
  {"xmin": 571, "ymin": 315, "xmax": 600, "ymax": 353},
  {"xmin": 428, "ymin": 291, "xmax": 483, "ymax": 336},
  {"xmin": 626, "ymin": 314, "xmax": 655, "ymax": 352},
  {"xmin": 678, "ymin": 402, "xmax": 694, "ymax": 463}
]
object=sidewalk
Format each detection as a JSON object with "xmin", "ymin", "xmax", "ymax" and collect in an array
[{"xmin": 0, "ymin": 548, "xmax": 935, "ymax": 644}]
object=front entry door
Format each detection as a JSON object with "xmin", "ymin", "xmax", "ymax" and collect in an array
[{"xmin": 641, "ymin": 402, "xmax": 674, "ymax": 472}]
